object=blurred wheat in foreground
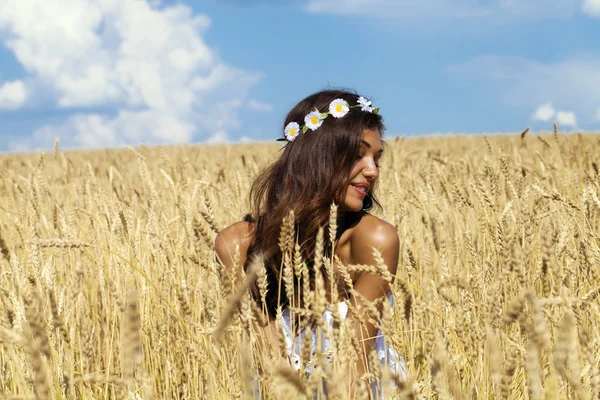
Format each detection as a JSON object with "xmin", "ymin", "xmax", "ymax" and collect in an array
[{"xmin": 0, "ymin": 132, "xmax": 599, "ymax": 399}]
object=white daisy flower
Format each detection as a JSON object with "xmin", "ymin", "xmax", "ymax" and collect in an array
[
  {"xmin": 284, "ymin": 122, "xmax": 301, "ymax": 141},
  {"xmin": 357, "ymin": 96, "xmax": 374, "ymax": 112},
  {"xmin": 304, "ymin": 110, "xmax": 324, "ymax": 131},
  {"xmin": 329, "ymin": 98, "xmax": 350, "ymax": 118}
]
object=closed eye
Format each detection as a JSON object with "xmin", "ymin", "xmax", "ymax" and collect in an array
[{"xmin": 356, "ymin": 154, "xmax": 381, "ymax": 169}]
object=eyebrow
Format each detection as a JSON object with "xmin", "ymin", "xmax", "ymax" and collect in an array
[{"xmin": 360, "ymin": 140, "xmax": 384, "ymax": 154}]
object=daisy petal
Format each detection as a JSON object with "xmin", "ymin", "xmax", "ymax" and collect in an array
[
  {"xmin": 329, "ymin": 98, "xmax": 350, "ymax": 118},
  {"xmin": 305, "ymin": 110, "xmax": 324, "ymax": 131},
  {"xmin": 284, "ymin": 122, "xmax": 301, "ymax": 141}
]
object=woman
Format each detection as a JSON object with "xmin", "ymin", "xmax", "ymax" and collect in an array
[{"xmin": 215, "ymin": 89, "xmax": 406, "ymax": 395}]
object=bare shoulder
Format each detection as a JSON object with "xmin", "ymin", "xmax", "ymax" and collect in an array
[
  {"xmin": 349, "ymin": 213, "xmax": 399, "ymax": 273},
  {"xmin": 215, "ymin": 221, "xmax": 254, "ymax": 272},
  {"xmin": 350, "ymin": 214, "xmax": 399, "ymax": 253}
]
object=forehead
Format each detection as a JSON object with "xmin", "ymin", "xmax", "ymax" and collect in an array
[{"xmin": 360, "ymin": 128, "xmax": 383, "ymax": 150}]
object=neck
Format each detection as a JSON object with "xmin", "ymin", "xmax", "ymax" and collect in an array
[{"xmin": 336, "ymin": 210, "xmax": 363, "ymax": 239}]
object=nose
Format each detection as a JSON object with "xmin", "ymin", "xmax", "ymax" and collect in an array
[{"xmin": 362, "ymin": 158, "xmax": 379, "ymax": 181}]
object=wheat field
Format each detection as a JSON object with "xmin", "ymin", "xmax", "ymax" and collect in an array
[{"xmin": 0, "ymin": 131, "xmax": 599, "ymax": 399}]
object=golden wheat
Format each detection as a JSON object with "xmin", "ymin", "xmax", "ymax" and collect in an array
[{"xmin": 0, "ymin": 133, "xmax": 599, "ymax": 398}]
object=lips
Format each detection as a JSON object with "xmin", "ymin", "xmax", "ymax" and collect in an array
[
  {"xmin": 351, "ymin": 182, "xmax": 370, "ymax": 191},
  {"xmin": 351, "ymin": 182, "xmax": 370, "ymax": 195}
]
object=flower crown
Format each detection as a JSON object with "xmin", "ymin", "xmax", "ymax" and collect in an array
[{"xmin": 278, "ymin": 96, "xmax": 379, "ymax": 146}]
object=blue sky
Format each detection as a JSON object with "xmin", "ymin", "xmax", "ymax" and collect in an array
[{"xmin": 0, "ymin": 0, "xmax": 599, "ymax": 151}]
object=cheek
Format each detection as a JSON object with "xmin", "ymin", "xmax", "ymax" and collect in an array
[{"xmin": 348, "ymin": 162, "xmax": 361, "ymax": 178}]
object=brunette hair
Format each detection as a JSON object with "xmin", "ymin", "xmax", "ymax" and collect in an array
[{"xmin": 244, "ymin": 89, "xmax": 385, "ymax": 319}]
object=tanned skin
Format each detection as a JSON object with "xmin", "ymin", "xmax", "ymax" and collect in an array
[{"xmin": 214, "ymin": 129, "xmax": 399, "ymax": 393}]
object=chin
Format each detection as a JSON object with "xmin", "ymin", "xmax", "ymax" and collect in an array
[
  {"xmin": 344, "ymin": 204, "xmax": 363, "ymax": 212},
  {"xmin": 341, "ymin": 196, "xmax": 364, "ymax": 212}
]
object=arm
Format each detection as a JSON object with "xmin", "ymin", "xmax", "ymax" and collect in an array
[
  {"xmin": 214, "ymin": 221, "xmax": 251, "ymax": 281},
  {"xmin": 348, "ymin": 218, "xmax": 399, "ymax": 382}
]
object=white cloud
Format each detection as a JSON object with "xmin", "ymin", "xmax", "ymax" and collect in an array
[
  {"xmin": 532, "ymin": 103, "xmax": 556, "ymax": 121},
  {"xmin": 206, "ymin": 130, "xmax": 229, "ymax": 144},
  {"xmin": 305, "ymin": 0, "xmax": 579, "ymax": 22},
  {"xmin": 0, "ymin": 0, "xmax": 261, "ymax": 149},
  {"xmin": 25, "ymin": 111, "xmax": 197, "ymax": 149},
  {"xmin": 247, "ymin": 100, "xmax": 273, "ymax": 112},
  {"xmin": 446, "ymin": 54, "xmax": 600, "ymax": 123},
  {"xmin": 239, "ymin": 136, "xmax": 256, "ymax": 143},
  {"xmin": 0, "ymin": 80, "xmax": 28, "ymax": 109},
  {"xmin": 582, "ymin": 0, "xmax": 600, "ymax": 16},
  {"xmin": 531, "ymin": 103, "xmax": 579, "ymax": 128},
  {"xmin": 556, "ymin": 111, "xmax": 577, "ymax": 127}
]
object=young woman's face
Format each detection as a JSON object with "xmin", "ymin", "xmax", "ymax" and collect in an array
[{"xmin": 341, "ymin": 128, "xmax": 383, "ymax": 212}]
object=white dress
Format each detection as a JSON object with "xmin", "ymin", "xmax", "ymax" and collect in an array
[{"xmin": 279, "ymin": 294, "xmax": 407, "ymax": 397}]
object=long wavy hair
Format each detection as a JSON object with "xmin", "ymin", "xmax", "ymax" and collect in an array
[{"xmin": 243, "ymin": 89, "xmax": 385, "ymax": 319}]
